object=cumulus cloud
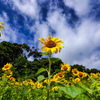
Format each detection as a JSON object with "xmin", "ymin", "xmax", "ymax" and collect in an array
[
  {"xmin": 47, "ymin": 10, "xmax": 100, "ymax": 69},
  {"xmin": 63, "ymin": 0, "xmax": 90, "ymax": 16}
]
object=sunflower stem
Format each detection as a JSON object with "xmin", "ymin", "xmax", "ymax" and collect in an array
[{"xmin": 47, "ymin": 52, "xmax": 51, "ymax": 100}]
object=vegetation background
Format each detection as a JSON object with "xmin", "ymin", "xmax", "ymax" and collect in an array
[{"xmin": 0, "ymin": 41, "xmax": 100, "ymax": 81}]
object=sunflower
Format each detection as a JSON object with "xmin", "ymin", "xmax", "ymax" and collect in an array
[
  {"xmin": 78, "ymin": 72, "xmax": 84, "ymax": 79},
  {"xmin": 0, "ymin": 22, "xmax": 5, "ymax": 37},
  {"xmin": 10, "ymin": 77, "xmax": 16, "ymax": 82},
  {"xmin": 72, "ymin": 68, "xmax": 79, "ymax": 76},
  {"xmin": 90, "ymin": 73, "xmax": 96, "ymax": 78},
  {"xmin": 75, "ymin": 78, "xmax": 80, "ymax": 82},
  {"xmin": 5, "ymin": 70, "xmax": 13, "ymax": 78},
  {"xmin": 83, "ymin": 72, "xmax": 87, "ymax": 77},
  {"xmin": 67, "ymin": 82, "xmax": 72, "ymax": 86},
  {"xmin": 2, "ymin": 63, "xmax": 12, "ymax": 71},
  {"xmin": 57, "ymin": 71, "xmax": 65, "ymax": 79},
  {"xmin": 38, "ymin": 34, "xmax": 64, "ymax": 55},
  {"xmin": 69, "ymin": 77, "xmax": 73, "ymax": 81},
  {"xmin": 61, "ymin": 63, "xmax": 71, "ymax": 72},
  {"xmin": 96, "ymin": 73, "xmax": 100, "ymax": 77}
]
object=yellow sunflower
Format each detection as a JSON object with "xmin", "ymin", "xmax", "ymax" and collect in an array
[
  {"xmin": 72, "ymin": 68, "xmax": 79, "ymax": 76},
  {"xmin": 0, "ymin": 22, "xmax": 5, "ymax": 37},
  {"xmin": 38, "ymin": 34, "xmax": 64, "ymax": 55},
  {"xmin": 83, "ymin": 72, "xmax": 87, "ymax": 77},
  {"xmin": 2, "ymin": 63, "xmax": 12, "ymax": 71},
  {"xmin": 67, "ymin": 82, "xmax": 72, "ymax": 86},
  {"xmin": 75, "ymin": 78, "xmax": 80, "ymax": 82},
  {"xmin": 5, "ymin": 70, "xmax": 13, "ymax": 78},
  {"xmin": 61, "ymin": 63, "xmax": 71, "ymax": 71},
  {"xmin": 78, "ymin": 71, "xmax": 84, "ymax": 79},
  {"xmin": 90, "ymin": 73, "xmax": 96, "ymax": 78},
  {"xmin": 10, "ymin": 77, "xmax": 16, "ymax": 82}
]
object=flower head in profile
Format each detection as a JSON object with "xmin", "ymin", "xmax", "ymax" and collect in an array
[
  {"xmin": 38, "ymin": 34, "xmax": 64, "ymax": 55},
  {"xmin": 2, "ymin": 63, "xmax": 12, "ymax": 71},
  {"xmin": 61, "ymin": 63, "xmax": 71, "ymax": 72},
  {"xmin": 5, "ymin": 70, "xmax": 13, "ymax": 78},
  {"xmin": 0, "ymin": 22, "xmax": 5, "ymax": 37}
]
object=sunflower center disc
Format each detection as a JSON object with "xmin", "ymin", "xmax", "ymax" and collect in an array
[
  {"xmin": 5, "ymin": 65, "xmax": 9, "ymax": 68},
  {"xmin": 46, "ymin": 40, "xmax": 56, "ymax": 48}
]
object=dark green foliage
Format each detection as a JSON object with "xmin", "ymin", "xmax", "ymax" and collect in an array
[
  {"xmin": 71, "ymin": 64, "xmax": 86, "ymax": 72},
  {"xmin": 28, "ymin": 47, "xmax": 42, "ymax": 60},
  {"xmin": 1, "ymin": 41, "xmax": 100, "ymax": 81}
]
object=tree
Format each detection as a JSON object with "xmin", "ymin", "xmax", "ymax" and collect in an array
[
  {"xmin": 71, "ymin": 64, "xmax": 86, "ymax": 72},
  {"xmin": 28, "ymin": 47, "xmax": 42, "ymax": 61},
  {"xmin": 0, "ymin": 41, "xmax": 31, "ymax": 68}
]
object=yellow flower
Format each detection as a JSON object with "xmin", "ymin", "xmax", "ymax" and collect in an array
[
  {"xmin": 69, "ymin": 77, "xmax": 73, "ymax": 81},
  {"xmin": 90, "ymin": 73, "xmax": 96, "ymax": 78},
  {"xmin": 78, "ymin": 72, "xmax": 84, "ymax": 79},
  {"xmin": 75, "ymin": 78, "xmax": 80, "ymax": 82},
  {"xmin": 52, "ymin": 86, "xmax": 58, "ymax": 91},
  {"xmin": 15, "ymin": 81, "xmax": 19, "ymax": 86},
  {"xmin": 96, "ymin": 73, "xmax": 100, "ymax": 77},
  {"xmin": 10, "ymin": 77, "xmax": 16, "ymax": 82},
  {"xmin": 72, "ymin": 68, "xmax": 79, "ymax": 76},
  {"xmin": 23, "ymin": 80, "xmax": 29, "ymax": 86},
  {"xmin": 61, "ymin": 63, "xmax": 71, "ymax": 71},
  {"xmin": 57, "ymin": 71, "xmax": 65, "ymax": 79},
  {"xmin": 2, "ymin": 63, "xmax": 12, "ymax": 71},
  {"xmin": 44, "ymin": 79, "xmax": 48, "ymax": 84},
  {"xmin": 28, "ymin": 89, "xmax": 31, "ymax": 92},
  {"xmin": 67, "ymin": 82, "xmax": 72, "ymax": 86},
  {"xmin": 5, "ymin": 70, "xmax": 13, "ymax": 78},
  {"xmin": 0, "ymin": 22, "xmax": 5, "ymax": 37},
  {"xmin": 37, "ymin": 83, "xmax": 43, "ymax": 89},
  {"xmin": 38, "ymin": 34, "xmax": 64, "ymax": 55},
  {"xmin": 83, "ymin": 72, "xmax": 87, "ymax": 77}
]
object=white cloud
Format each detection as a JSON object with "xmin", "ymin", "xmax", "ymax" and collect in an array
[
  {"xmin": 64, "ymin": 0, "xmax": 90, "ymax": 16},
  {"xmin": 46, "ymin": 9, "xmax": 100, "ymax": 70},
  {"xmin": 0, "ymin": 11, "xmax": 27, "ymax": 43},
  {"xmin": 11, "ymin": 0, "xmax": 39, "ymax": 19},
  {"xmin": 27, "ymin": 56, "xmax": 34, "ymax": 61},
  {"xmin": 1, "ymin": 0, "xmax": 100, "ymax": 70},
  {"xmin": 0, "ymin": 11, "xmax": 17, "ymax": 42},
  {"xmin": 33, "ymin": 21, "xmax": 49, "ymax": 44}
]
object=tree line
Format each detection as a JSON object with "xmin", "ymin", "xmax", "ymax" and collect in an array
[{"xmin": 0, "ymin": 41, "xmax": 100, "ymax": 81}]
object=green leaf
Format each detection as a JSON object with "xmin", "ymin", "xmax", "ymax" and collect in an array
[
  {"xmin": 40, "ymin": 52, "xmax": 48, "ymax": 55},
  {"xmin": 55, "ymin": 69, "xmax": 61, "ymax": 72},
  {"xmin": 55, "ymin": 82, "xmax": 66, "ymax": 87},
  {"xmin": 36, "ymin": 68, "xmax": 47, "ymax": 75},
  {"xmin": 87, "ymin": 74, "xmax": 95, "ymax": 83},
  {"xmin": 77, "ymin": 82, "xmax": 91, "ymax": 93},
  {"xmin": 52, "ymin": 59, "xmax": 60, "ymax": 63},
  {"xmin": 75, "ymin": 93, "xmax": 92, "ymax": 100},
  {"xmin": 58, "ymin": 85, "xmax": 85, "ymax": 98},
  {"xmin": 37, "ymin": 75, "xmax": 45, "ymax": 82}
]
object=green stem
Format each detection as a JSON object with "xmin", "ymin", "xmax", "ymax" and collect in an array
[{"xmin": 47, "ymin": 52, "xmax": 51, "ymax": 100}]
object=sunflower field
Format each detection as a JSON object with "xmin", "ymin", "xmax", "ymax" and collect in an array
[
  {"xmin": 0, "ymin": 23, "xmax": 100, "ymax": 100},
  {"xmin": 0, "ymin": 62, "xmax": 100, "ymax": 100}
]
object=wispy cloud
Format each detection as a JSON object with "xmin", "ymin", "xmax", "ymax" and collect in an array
[
  {"xmin": 0, "ymin": 11, "xmax": 17, "ymax": 42},
  {"xmin": 9, "ymin": 0, "xmax": 39, "ymax": 19},
  {"xmin": 63, "ymin": 0, "xmax": 90, "ymax": 16}
]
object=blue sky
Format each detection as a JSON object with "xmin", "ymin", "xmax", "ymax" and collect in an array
[{"xmin": 0, "ymin": 0, "xmax": 100, "ymax": 70}]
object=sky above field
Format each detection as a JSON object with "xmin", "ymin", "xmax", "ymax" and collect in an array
[{"xmin": 0, "ymin": 0, "xmax": 100, "ymax": 70}]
